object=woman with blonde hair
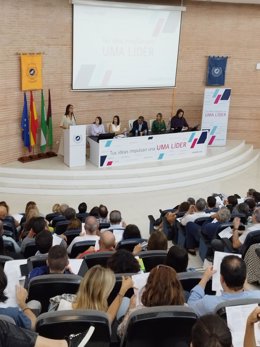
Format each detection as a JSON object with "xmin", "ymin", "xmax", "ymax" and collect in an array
[
  {"xmin": 117, "ymin": 265, "xmax": 185, "ymax": 337},
  {"xmin": 55, "ymin": 265, "xmax": 133, "ymax": 324}
]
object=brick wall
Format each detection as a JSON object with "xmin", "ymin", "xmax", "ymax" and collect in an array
[{"xmin": 0, "ymin": 0, "xmax": 260, "ymax": 163}]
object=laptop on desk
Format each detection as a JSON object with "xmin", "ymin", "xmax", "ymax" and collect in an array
[{"xmin": 97, "ymin": 133, "xmax": 115, "ymax": 143}]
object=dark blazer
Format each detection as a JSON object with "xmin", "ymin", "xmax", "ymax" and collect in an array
[{"xmin": 131, "ymin": 119, "xmax": 148, "ymax": 136}]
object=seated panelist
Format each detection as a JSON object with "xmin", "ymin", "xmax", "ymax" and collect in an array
[
  {"xmin": 130, "ymin": 116, "xmax": 148, "ymax": 136},
  {"xmin": 108, "ymin": 115, "xmax": 121, "ymax": 135},
  {"xmin": 170, "ymin": 108, "xmax": 189, "ymax": 132},
  {"xmin": 90, "ymin": 116, "xmax": 105, "ymax": 136},
  {"xmin": 152, "ymin": 113, "xmax": 167, "ymax": 134}
]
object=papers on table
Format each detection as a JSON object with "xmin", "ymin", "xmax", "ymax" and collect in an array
[
  {"xmin": 218, "ymin": 226, "xmax": 233, "ymax": 239},
  {"xmin": 212, "ymin": 251, "xmax": 242, "ymax": 293},
  {"xmin": 226, "ymin": 304, "xmax": 260, "ymax": 347}
]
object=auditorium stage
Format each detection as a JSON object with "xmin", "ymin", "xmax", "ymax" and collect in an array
[{"xmin": 0, "ymin": 140, "xmax": 259, "ymax": 241}]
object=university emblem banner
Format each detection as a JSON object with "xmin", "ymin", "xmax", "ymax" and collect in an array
[{"xmin": 21, "ymin": 54, "xmax": 43, "ymax": 91}]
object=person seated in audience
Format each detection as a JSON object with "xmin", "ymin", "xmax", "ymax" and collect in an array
[
  {"xmin": 67, "ymin": 216, "xmax": 100, "ymax": 255},
  {"xmin": 28, "ymin": 245, "xmax": 73, "ymax": 282},
  {"xmin": 88, "ymin": 206, "xmax": 100, "ymax": 219},
  {"xmin": 253, "ymin": 191, "xmax": 260, "ymax": 205},
  {"xmin": 165, "ymin": 245, "xmax": 188, "ymax": 273},
  {"xmin": 0, "ymin": 201, "xmax": 19, "ymax": 228},
  {"xmin": 51, "ymin": 203, "xmax": 69, "ymax": 227},
  {"xmin": 52, "ymin": 203, "xmax": 61, "ymax": 214},
  {"xmin": 122, "ymin": 224, "xmax": 141, "ymax": 240},
  {"xmin": 244, "ymin": 243, "xmax": 260, "ymax": 284},
  {"xmin": 76, "ymin": 202, "xmax": 88, "ymax": 222},
  {"xmin": 205, "ymin": 196, "xmax": 218, "ymax": 213},
  {"xmin": 224, "ymin": 195, "xmax": 238, "ymax": 213},
  {"xmin": 21, "ymin": 217, "xmax": 46, "ymax": 253},
  {"xmin": 181, "ymin": 198, "xmax": 210, "ymax": 226},
  {"xmin": 20, "ymin": 207, "xmax": 41, "ymax": 240},
  {"xmin": 231, "ymin": 202, "xmax": 250, "ymax": 224},
  {"xmin": 64, "ymin": 207, "xmax": 81, "ymax": 230},
  {"xmin": 201, "ymin": 207, "xmax": 231, "ymax": 242},
  {"xmin": 147, "ymin": 230, "xmax": 168, "ymax": 251},
  {"xmin": 90, "ymin": 116, "xmax": 105, "ymax": 136},
  {"xmin": 117, "ymin": 265, "xmax": 185, "ymax": 338},
  {"xmin": 130, "ymin": 116, "xmax": 148, "ymax": 136},
  {"xmin": 151, "ymin": 112, "xmax": 166, "ymax": 134},
  {"xmin": 170, "ymin": 108, "xmax": 189, "ymax": 132},
  {"xmin": 231, "ymin": 207, "xmax": 260, "ymax": 250},
  {"xmin": 35, "ymin": 230, "xmax": 53, "ymax": 255},
  {"xmin": 244, "ymin": 306, "xmax": 260, "ymax": 347},
  {"xmin": 247, "ymin": 188, "xmax": 257, "ymax": 199},
  {"xmin": 107, "ymin": 249, "xmax": 140, "ymax": 274},
  {"xmin": 0, "ymin": 319, "xmax": 95, "ymax": 347},
  {"xmin": 191, "ymin": 314, "xmax": 232, "ymax": 347},
  {"xmin": 77, "ymin": 230, "xmax": 115, "ymax": 259},
  {"xmin": 52, "ymin": 265, "xmax": 133, "ymax": 325},
  {"xmin": 244, "ymin": 198, "xmax": 256, "ymax": 215},
  {"xmin": 20, "ymin": 201, "xmax": 38, "ymax": 227},
  {"xmin": 108, "ymin": 115, "xmax": 121, "ymax": 134},
  {"xmin": 0, "ymin": 266, "xmax": 37, "ymax": 329},
  {"xmin": 104, "ymin": 210, "xmax": 125, "ymax": 242},
  {"xmin": 188, "ymin": 255, "xmax": 260, "ymax": 316},
  {"xmin": 0, "ymin": 219, "xmax": 21, "ymax": 254},
  {"xmin": 98, "ymin": 204, "xmax": 109, "ymax": 224}
]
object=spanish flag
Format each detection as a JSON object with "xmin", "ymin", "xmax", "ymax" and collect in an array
[{"xmin": 29, "ymin": 91, "xmax": 39, "ymax": 147}]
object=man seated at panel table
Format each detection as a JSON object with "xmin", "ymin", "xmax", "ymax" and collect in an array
[{"xmin": 130, "ymin": 116, "xmax": 148, "ymax": 136}]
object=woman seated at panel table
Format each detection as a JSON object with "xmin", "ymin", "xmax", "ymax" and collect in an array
[
  {"xmin": 170, "ymin": 108, "xmax": 189, "ymax": 132},
  {"xmin": 90, "ymin": 116, "xmax": 105, "ymax": 136},
  {"xmin": 108, "ymin": 115, "xmax": 121, "ymax": 135},
  {"xmin": 151, "ymin": 112, "xmax": 167, "ymax": 134}
]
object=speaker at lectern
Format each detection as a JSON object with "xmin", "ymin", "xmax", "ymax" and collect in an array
[{"xmin": 64, "ymin": 125, "xmax": 86, "ymax": 167}]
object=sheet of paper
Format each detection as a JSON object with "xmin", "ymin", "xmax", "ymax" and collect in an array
[
  {"xmin": 218, "ymin": 226, "xmax": 233, "ymax": 239},
  {"xmin": 226, "ymin": 304, "xmax": 260, "ymax": 347},
  {"xmin": 212, "ymin": 251, "xmax": 242, "ymax": 293},
  {"xmin": 113, "ymin": 229, "xmax": 124, "ymax": 243},
  {"xmin": 132, "ymin": 272, "xmax": 150, "ymax": 306}
]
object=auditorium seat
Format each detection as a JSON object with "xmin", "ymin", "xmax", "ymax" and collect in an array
[
  {"xmin": 120, "ymin": 306, "xmax": 197, "ymax": 347},
  {"xmin": 177, "ymin": 271, "xmax": 215, "ymax": 295},
  {"xmin": 64, "ymin": 229, "xmax": 81, "ymax": 246},
  {"xmin": 45, "ymin": 212, "xmax": 59, "ymax": 223},
  {"xmin": 22, "ymin": 240, "xmax": 38, "ymax": 258},
  {"xmin": 99, "ymin": 222, "xmax": 110, "ymax": 230},
  {"xmin": 83, "ymin": 251, "xmax": 113, "ymax": 270},
  {"xmin": 241, "ymin": 229, "xmax": 260, "ymax": 258},
  {"xmin": 107, "ymin": 274, "xmax": 135, "ymax": 306},
  {"xmin": 0, "ymin": 255, "xmax": 13, "ymax": 267},
  {"xmin": 70, "ymin": 240, "xmax": 96, "ymax": 258},
  {"xmin": 27, "ymin": 254, "xmax": 48, "ymax": 271},
  {"xmin": 55, "ymin": 220, "xmax": 69, "ymax": 235},
  {"xmin": 116, "ymin": 238, "xmax": 146, "ymax": 252},
  {"xmin": 175, "ymin": 219, "xmax": 186, "ymax": 248},
  {"xmin": 3, "ymin": 222, "xmax": 17, "ymax": 240},
  {"xmin": 137, "ymin": 250, "xmax": 167, "ymax": 272},
  {"xmin": 27, "ymin": 274, "xmax": 82, "ymax": 312},
  {"xmin": 214, "ymin": 298, "xmax": 260, "ymax": 321},
  {"xmin": 3, "ymin": 240, "xmax": 16, "ymax": 254},
  {"xmin": 0, "ymin": 314, "xmax": 16, "ymax": 324},
  {"xmin": 36, "ymin": 310, "xmax": 111, "ymax": 347},
  {"xmin": 148, "ymin": 215, "xmax": 156, "ymax": 235}
]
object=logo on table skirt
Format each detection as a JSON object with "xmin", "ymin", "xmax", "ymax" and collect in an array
[{"xmin": 73, "ymin": 134, "xmax": 83, "ymax": 144}]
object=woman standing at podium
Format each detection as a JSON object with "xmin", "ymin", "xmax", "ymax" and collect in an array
[{"xmin": 58, "ymin": 104, "xmax": 76, "ymax": 156}]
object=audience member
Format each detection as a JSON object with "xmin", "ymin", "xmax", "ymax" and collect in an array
[
  {"xmin": 107, "ymin": 249, "xmax": 140, "ymax": 274},
  {"xmin": 28, "ymin": 245, "xmax": 72, "ymax": 282},
  {"xmin": 122, "ymin": 224, "xmax": 141, "ymax": 240},
  {"xmin": 181, "ymin": 198, "xmax": 210, "ymax": 226},
  {"xmin": 0, "ymin": 201, "xmax": 19, "ymax": 227},
  {"xmin": 52, "ymin": 265, "xmax": 133, "ymax": 325},
  {"xmin": 88, "ymin": 206, "xmax": 100, "ymax": 219},
  {"xmin": 77, "ymin": 230, "xmax": 115, "ymax": 258},
  {"xmin": 0, "ymin": 219, "xmax": 21, "ymax": 254},
  {"xmin": 99, "ymin": 204, "xmax": 109, "ymax": 223},
  {"xmin": 67, "ymin": 216, "xmax": 100, "ymax": 255},
  {"xmin": 117, "ymin": 265, "xmax": 185, "ymax": 338},
  {"xmin": 64, "ymin": 207, "xmax": 81, "ymax": 230},
  {"xmin": 21, "ymin": 217, "xmax": 46, "ymax": 253},
  {"xmin": 188, "ymin": 255, "xmax": 260, "ymax": 316},
  {"xmin": 225, "ymin": 195, "xmax": 238, "ymax": 213},
  {"xmin": 201, "ymin": 207, "xmax": 231, "ymax": 241},
  {"xmin": 51, "ymin": 203, "xmax": 69, "ymax": 227},
  {"xmin": 247, "ymin": 188, "xmax": 257, "ymax": 199},
  {"xmin": 51, "ymin": 203, "xmax": 61, "ymax": 214},
  {"xmin": 0, "ymin": 266, "xmax": 37, "ymax": 329},
  {"xmin": 191, "ymin": 314, "xmax": 232, "ymax": 347},
  {"xmin": 147, "ymin": 230, "xmax": 168, "ymax": 251},
  {"xmin": 244, "ymin": 306, "xmax": 260, "ymax": 347},
  {"xmin": 35, "ymin": 230, "xmax": 53, "ymax": 255},
  {"xmin": 253, "ymin": 191, "xmax": 260, "ymax": 205},
  {"xmin": 165, "ymin": 245, "xmax": 188, "ymax": 273},
  {"xmin": 206, "ymin": 196, "xmax": 218, "ymax": 212}
]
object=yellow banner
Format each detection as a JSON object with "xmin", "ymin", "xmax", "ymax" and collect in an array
[{"xmin": 21, "ymin": 54, "xmax": 43, "ymax": 91}]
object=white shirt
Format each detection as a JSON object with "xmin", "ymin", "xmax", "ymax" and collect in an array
[
  {"xmin": 239, "ymin": 223, "xmax": 260, "ymax": 244},
  {"xmin": 90, "ymin": 123, "xmax": 105, "ymax": 136},
  {"xmin": 181, "ymin": 211, "xmax": 212, "ymax": 226}
]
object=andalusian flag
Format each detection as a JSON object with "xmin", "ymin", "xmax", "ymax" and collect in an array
[
  {"xmin": 40, "ymin": 90, "xmax": 47, "ymax": 152},
  {"xmin": 29, "ymin": 91, "xmax": 39, "ymax": 147},
  {"xmin": 47, "ymin": 89, "xmax": 53, "ymax": 148}
]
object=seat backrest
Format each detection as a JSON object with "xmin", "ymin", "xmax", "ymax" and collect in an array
[
  {"xmin": 27, "ymin": 274, "xmax": 82, "ymax": 312},
  {"xmin": 76, "ymin": 212, "xmax": 89, "ymax": 222},
  {"xmin": 22, "ymin": 240, "xmax": 38, "ymax": 258},
  {"xmin": 3, "ymin": 239, "xmax": 15, "ymax": 253},
  {"xmin": 149, "ymin": 119, "xmax": 155, "ymax": 130},
  {"xmin": 108, "ymin": 274, "xmax": 135, "ymax": 305},
  {"xmin": 64, "ymin": 229, "xmax": 81, "ymax": 246},
  {"xmin": 45, "ymin": 212, "xmax": 59, "ymax": 223},
  {"xmin": 137, "ymin": 250, "xmax": 167, "ymax": 272},
  {"xmin": 128, "ymin": 119, "xmax": 135, "ymax": 130},
  {"xmin": 70, "ymin": 240, "xmax": 96, "ymax": 258},
  {"xmin": 194, "ymin": 216, "xmax": 212, "ymax": 227},
  {"xmin": 84, "ymin": 251, "xmax": 114, "ymax": 269},
  {"xmin": 51, "ymin": 215, "xmax": 66, "ymax": 228},
  {"xmin": 177, "ymin": 271, "xmax": 215, "ymax": 295},
  {"xmin": 0, "ymin": 254, "xmax": 13, "ymax": 267},
  {"xmin": 36, "ymin": 309, "xmax": 111, "ymax": 346},
  {"xmin": 116, "ymin": 238, "xmax": 146, "ymax": 252},
  {"xmin": 99, "ymin": 222, "xmax": 110, "ymax": 230},
  {"xmin": 121, "ymin": 306, "xmax": 197, "ymax": 347},
  {"xmin": 0, "ymin": 314, "xmax": 16, "ymax": 324},
  {"xmin": 214, "ymin": 298, "xmax": 260, "ymax": 320},
  {"xmin": 148, "ymin": 215, "xmax": 156, "ymax": 234},
  {"xmin": 241, "ymin": 229, "xmax": 260, "ymax": 257},
  {"xmin": 27, "ymin": 254, "xmax": 48, "ymax": 272},
  {"xmin": 55, "ymin": 220, "xmax": 70, "ymax": 235}
]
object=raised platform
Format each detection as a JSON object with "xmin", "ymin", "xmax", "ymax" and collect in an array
[{"xmin": 0, "ymin": 140, "xmax": 259, "ymax": 196}]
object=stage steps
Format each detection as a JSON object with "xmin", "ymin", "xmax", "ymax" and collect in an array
[{"xmin": 0, "ymin": 140, "xmax": 258, "ymax": 195}]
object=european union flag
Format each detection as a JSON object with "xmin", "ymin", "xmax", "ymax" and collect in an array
[
  {"xmin": 21, "ymin": 92, "xmax": 31, "ymax": 151},
  {"xmin": 207, "ymin": 56, "xmax": 228, "ymax": 86}
]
